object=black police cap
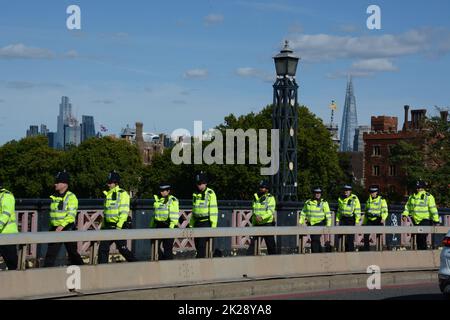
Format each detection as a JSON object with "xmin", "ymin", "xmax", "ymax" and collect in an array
[
  {"xmin": 159, "ymin": 182, "xmax": 171, "ymax": 191},
  {"xmin": 195, "ymin": 172, "xmax": 208, "ymax": 184},
  {"xmin": 107, "ymin": 171, "xmax": 121, "ymax": 184},
  {"xmin": 369, "ymin": 185, "xmax": 379, "ymax": 193},
  {"xmin": 259, "ymin": 180, "xmax": 270, "ymax": 189},
  {"xmin": 416, "ymin": 180, "xmax": 427, "ymax": 189},
  {"xmin": 55, "ymin": 170, "xmax": 70, "ymax": 184},
  {"xmin": 312, "ymin": 186, "xmax": 323, "ymax": 193}
]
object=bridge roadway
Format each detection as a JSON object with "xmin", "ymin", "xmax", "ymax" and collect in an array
[
  {"xmin": 61, "ymin": 271, "xmax": 443, "ymax": 300},
  {"xmin": 0, "ymin": 226, "xmax": 448, "ymax": 299}
]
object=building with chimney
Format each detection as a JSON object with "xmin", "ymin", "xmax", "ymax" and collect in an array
[
  {"xmin": 363, "ymin": 106, "xmax": 427, "ymax": 199},
  {"xmin": 120, "ymin": 122, "xmax": 166, "ymax": 165}
]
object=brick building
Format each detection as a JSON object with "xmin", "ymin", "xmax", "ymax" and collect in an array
[
  {"xmin": 363, "ymin": 106, "xmax": 425, "ymax": 199},
  {"xmin": 120, "ymin": 122, "xmax": 165, "ymax": 165}
]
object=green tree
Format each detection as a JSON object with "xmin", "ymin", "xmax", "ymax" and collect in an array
[
  {"xmin": 389, "ymin": 115, "xmax": 450, "ymax": 206},
  {"xmin": 0, "ymin": 136, "xmax": 63, "ymax": 198},
  {"xmin": 64, "ymin": 137, "xmax": 143, "ymax": 198}
]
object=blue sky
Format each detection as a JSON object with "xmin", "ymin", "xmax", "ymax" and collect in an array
[{"xmin": 1, "ymin": 0, "xmax": 450, "ymax": 144}]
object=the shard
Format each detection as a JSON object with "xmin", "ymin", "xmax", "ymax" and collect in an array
[{"xmin": 339, "ymin": 76, "xmax": 358, "ymax": 152}]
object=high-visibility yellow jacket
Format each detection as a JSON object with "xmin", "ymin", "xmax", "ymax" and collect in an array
[
  {"xmin": 252, "ymin": 193, "xmax": 276, "ymax": 225},
  {"xmin": 336, "ymin": 194, "xmax": 361, "ymax": 224},
  {"xmin": 402, "ymin": 190, "xmax": 439, "ymax": 224},
  {"xmin": 363, "ymin": 195, "xmax": 388, "ymax": 224},
  {"xmin": 49, "ymin": 191, "xmax": 78, "ymax": 228},
  {"xmin": 191, "ymin": 187, "xmax": 218, "ymax": 228},
  {"xmin": 103, "ymin": 186, "xmax": 130, "ymax": 229},
  {"xmin": 300, "ymin": 199, "xmax": 332, "ymax": 227},
  {"xmin": 151, "ymin": 195, "xmax": 179, "ymax": 229},
  {"xmin": 0, "ymin": 189, "xmax": 18, "ymax": 234}
]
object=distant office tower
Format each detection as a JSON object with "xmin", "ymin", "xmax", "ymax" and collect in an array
[
  {"xmin": 339, "ymin": 77, "xmax": 358, "ymax": 152},
  {"xmin": 353, "ymin": 125, "xmax": 370, "ymax": 152},
  {"xmin": 26, "ymin": 125, "xmax": 39, "ymax": 137},
  {"xmin": 81, "ymin": 115, "xmax": 96, "ymax": 142},
  {"xmin": 56, "ymin": 96, "xmax": 73, "ymax": 149},
  {"xmin": 40, "ymin": 124, "xmax": 49, "ymax": 136},
  {"xmin": 64, "ymin": 117, "xmax": 81, "ymax": 147},
  {"xmin": 47, "ymin": 132, "xmax": 56, "ymax": 148}
]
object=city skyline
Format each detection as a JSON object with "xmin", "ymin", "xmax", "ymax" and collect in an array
[{"xmin": 1, "ymin": 1, "xmax": 450, "ymax": 145}]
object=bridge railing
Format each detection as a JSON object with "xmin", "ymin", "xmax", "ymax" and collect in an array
[
  {"xmin": 8, "ymin": 199, "xmax": 450, "ymax": 268},
  {"xmin": 0, "ymin": 225, "xmax": 448, "ymax": 270}
]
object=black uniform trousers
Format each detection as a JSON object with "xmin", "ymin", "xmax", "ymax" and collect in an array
[
  {"xmin": 44, "ymin": 224, "xmax": 84, "ymax": 267},
  {"xmin": 363, "ymin": 218, "xmax": 383, "ymax": 251},
  {"xmin": 246, "ymin": 222, "xmax": 277, "ymax": 256},
  {"xmin": 339, "ymin": 216, "xmax": 356, "ymax": 252},
  {"xmin": 154, "ymin": 221, "xmax": 174, "ymax": 260},
  {"xmin": 0, "ymin": 245, "xmax": 18, "ymax": 270},
  {"xmin": 98, "ymin": 223, "xmax": 137, "ymax": 264},
  {"xmin": 414, "ymin": 219, "xmax": 432, "ymax": 250},
  {"xmin": 309, "ymin": 220, "xmax": 327, "ymax": 253},
  {"xmin": 194, "ymin": 220, "xmax": 212, "ymax": 259}
]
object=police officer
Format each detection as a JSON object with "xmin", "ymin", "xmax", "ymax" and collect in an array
[
  {"xmin": 402, "ymin": 180, "xmax": 440, "ymax": 250},
  {"xmin": 0, "ymin": 181, "xmax": 18, "ymax": 271},
  {"xmin": 98, "ymin": 171, "xmax": 137, "ymax": 264},
  {"xmin": 336, "ymin": 184, "xmax": 361, "ymax": 252},
  {"xmin": 362, "ymin": 185, "xmax": 388, "ymax": 251},
  {"xmin": 299, "ymin": 187, "xmax": 332, "ymax": 253},
  {"xmin": 246, "ymin": 180, "xmax": 277, "ymax": 256},
  {"xmin": 190, "ymin": 172, "xmax": 218, "ymax": 259},
  {"xmin": 44, "ymin": 171, "xmax": 84, "ymax": 267},
  {"xmin": 151, "ymin": 182, "xmax": 179, "ymax": 260}
]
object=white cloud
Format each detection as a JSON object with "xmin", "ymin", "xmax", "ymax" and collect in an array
[
  {"xmin": 93, "ymin": 99, "xmax": 114, "ymax": 104},
  {"xmin": 65, "ymin": 50, "xmax": 79, "ymax": 59},
  {"xmin": 288, "ymin": 28, "xmax": 450, "ymax": 62},
  {"xmin": 236, "ymin": 67, "xmax": 260, "ymax": 77},
  {"xmin": 236, "ymin": 1, "xmax": 306, "ymax": 14},
  {"xmin": 172, "ymin": 100, "xmax": 187, "ymax": 105},
  {"xmin": 183, "ymin": 69, "xmax": 209, "ymax": 79},
  {"xmin": 235, "ymin": 67, "xmax": 273, "ymax": 82},
  {"xmin": 338, "ymin": 24, "xmax": 358, "ymax": 33},
  {"xmin": 0, "ymin": 43, "xmax": 54, "ymax": 59},
  {"xmin": 3, "ymin": 81, "xmax": 64, "ymax": 90},
  {"xmin": 327, "ymin": 71, "xmax": 374, "ymax": 79},
  {"xmin": 352, "ymin": 58, "xmax": 398, "ymax": 72},
  {"xmin": 204, "ymin": 14, "xmax": 224, "ymax": 26}
]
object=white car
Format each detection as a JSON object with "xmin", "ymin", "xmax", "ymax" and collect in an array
[{"xmin": 439, "ymin": 231, "xmax": 450, "ymax": 298}]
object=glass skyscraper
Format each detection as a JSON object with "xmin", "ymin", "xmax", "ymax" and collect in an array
[
  {"xmin": 81, "ymin": 115, "xmax": 96, "ymax": 142},
  {"xmin": 339, "ymin": 77, "xmax": 358, "ymax": 152}
]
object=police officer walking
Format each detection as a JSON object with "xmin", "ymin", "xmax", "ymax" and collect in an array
[
  {"xmin": 299, "ymin": 187, "xmax": 332, "ymax": 253},
  {"xmin": 362, "ymin": 185, "xmax": 388, "ymax": 251},
  {"xmin": 44, "ymin": 171, "xmax": 84, "ymax": 267},
  {"xmin": 246, "ymin": 180, "xmax": 277, "ymax": 256},
  {"xmin": 0, "ymin": 181, "xmax": 18, "ymax": 271},
  {"xmin": 190, "ymin": 172, "xmax": 218, "ymax": 259},
  {"xmin": 402, "ymin": 180, "xmax": 440, "ymax": 250},
  {"xmin": 98, "ymin": 171, "xmax": 137, "ymax": 264},
  {"xmin": 151, "ymin": 182, "xmax": 179, "ymax": 260},
  {"xmin": 336, "ymin": 184, "xmax": 361, "ymax": 252}
]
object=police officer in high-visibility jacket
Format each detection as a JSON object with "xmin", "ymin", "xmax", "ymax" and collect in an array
[
  {"xmin": 362, "ymin": 185, "xmax": 388, "ymax": 251},
  {"xmin": 44, "ymin": 171, "xmax": 84, "ymax": 267},
  {"xmin": 299, "ymin": 187, "xmax": 332, "ymax": 253},
  {"xmin": 190, "ymin": 172, "xmax": 218, "ymax": 259},
  {"xmin": 246, "ymin": 180, "xmax": 277, "ymax": 256},
  {"xmin": 0, "ymin": 181, "xmax": 18, "ymax": 271},
  {"xmin": 402, "ymin": 180, "xmax": 440, "ymax": 250},
  {"xmin": 336, "ymin": 184, "xmax": 361, "ymax": 252},
  {"xmin": 98, "ymin": 171, "xmax": 137, "ymax": 264},
  {"xmin": 151, "ymin": 182, "xmax": 179, "ymax": 260}
]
